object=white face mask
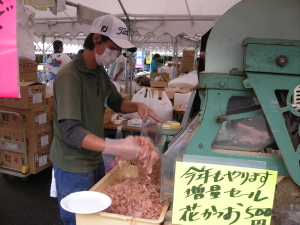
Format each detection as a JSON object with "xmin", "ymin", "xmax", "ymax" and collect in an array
[{"xmin": 95, "ymin": 43, "xmax": 118, "ymax": 66}]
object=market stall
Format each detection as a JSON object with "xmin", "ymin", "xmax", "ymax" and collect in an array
[{"xmin": 2, "ymin": 0, "xmax": 299, "ymax": 225}]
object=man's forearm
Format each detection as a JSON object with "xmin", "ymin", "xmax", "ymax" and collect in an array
[
  {"xmin": 81, "ymin": 133, "xmax": 105, "ymax": 152},
  {"xmin": 120, "ymin": 100, "xmax": 139, "ymax": 113}
]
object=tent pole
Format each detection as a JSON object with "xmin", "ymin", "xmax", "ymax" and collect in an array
[
  {"xmin": 129, "ymin": 54, "xmax": 132, "ymax": 98},
  {"xmin": 117, "ymin": 0, "xmax": 130, "ymax": 25},
  {"xmin": 42, "ymin": 34, "xmax": 46, "ymax": 63},
  {"xmin": 194, "ymin": 41, "xmax": 201, "ymax": 71},
  {"xmin": 117, "ymin": 0, "xmax": 133, "ymax": 97},
  {"xmin": 172, "ymin": 36, "xmax": 179, "ymax": 79},
  {"xmin": 125, "ymin": 52, "xmax": 128, "ymax": 94}
]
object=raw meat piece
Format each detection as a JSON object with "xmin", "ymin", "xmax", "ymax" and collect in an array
[
  {"xmin": 116, "ymin": 136, "xmax": 161, "ymax": 182},
  {"xmin": 103, "ymin": 177, "xmax": 164, "ymax": 219},
  {"xmin": 103, "ymin": 136, "xmax": 164, "ymax": 219}
]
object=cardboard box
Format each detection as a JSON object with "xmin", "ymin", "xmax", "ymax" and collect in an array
[
  {"xmin": 0, "ymin": 148, "xmax": 51, "ymax": 174},
  {"xmin": 150, "ymin": 73, "xmax": 169, "ymax": 88},
  {"xmin": 0, "ymin": 108, "xmax": 3, "ymax": 127},
  {"xmin": 1, "ymin": 106, "xmax": 50, "ymax": 131},
  {"xmin": 19, "ymin": 59, "xmax": 38, "ymax": 73},
  {"xmin": 104, "ymin": 108, "xmax": 113, "ymax": 124},
  {"xmin": 3, "ymin": 82, "xmax": 46, "ymax": 109},
  {"xmin": 121, "ymin": 93, "xmax": 130, "ymax": 100},
  {"xmin": 182, "ymin": 50, "xmax": 195, "ymax": 57},
  {"xmin": 46, "ymin": 94, "xmax": 54, "ymax": 122},
  {"xmin": 76, "ymin": 165, "xmax": 170, "ymax": 225},
  {"xmin": 19, "ymin": 71, "xmax": 38, "ymax": 82},
  {"xmin": 181, "ymin": 57, "xmax": 194, "ymax": 63},
  {"xmin": 0, "ymin": 126, "xmax": 53, "ymax": 153},
  {"xmin": 172, "ymin": 104, "xmax": 186, "ymax": 123},
  {"xmin": 0, "ymin": 98, "xmax": 5, "ymax": 107}
]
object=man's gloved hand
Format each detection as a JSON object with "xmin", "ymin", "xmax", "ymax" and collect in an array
[{"xmin": 103, "ymin": 136, "xmax": 140, "ymax": 160}]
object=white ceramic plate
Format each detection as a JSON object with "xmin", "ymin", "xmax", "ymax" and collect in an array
[{"xmin": 60, "ymin": 191, "xmax": 112, "ymax": 214}]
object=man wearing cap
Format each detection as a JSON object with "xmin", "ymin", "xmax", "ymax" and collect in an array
[{"xmin": 50, "ymin": 15, "xmax": 162, "ymax": 225}]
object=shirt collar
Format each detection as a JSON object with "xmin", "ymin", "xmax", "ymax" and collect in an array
[{"xmin": 74, "ymin": 49, "xmax": 101, "ymax": 75}]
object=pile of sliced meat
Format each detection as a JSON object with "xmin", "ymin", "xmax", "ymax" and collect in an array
[{"xmin": 103, "ymin": 136, "xmax": 164, "ymax": 219}]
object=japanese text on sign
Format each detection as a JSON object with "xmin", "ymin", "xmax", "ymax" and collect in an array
[
  {"xmin": 172, "ymin": 162, "xmax": 277, "ymax": 225},
  {"xmin": 135, "ymin": 50, "xmax": 145, "ymax": 69}
]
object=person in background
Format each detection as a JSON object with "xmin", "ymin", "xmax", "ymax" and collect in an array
[
  {"xmin": 107, "ymin": 59, "xmax": 117, "ymax": 79},
  {"xmin": 150, "ymin": 53, "xmax": 161, "ymax": 73},
  {"xmin": 50, "ymin": 15, "xmax": 162, "ymax": 225},
  {"xmin": 47, "ymin": 40, "xmax": 71, "ymax": 81},
  {"xmin": 113, "ymin": 49, "xmax": 126, "ymax": 81}
]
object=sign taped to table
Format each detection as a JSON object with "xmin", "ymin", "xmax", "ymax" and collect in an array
[{"xmin": 172, "ymin": 161, "xmax": 278, "ymax": 225}]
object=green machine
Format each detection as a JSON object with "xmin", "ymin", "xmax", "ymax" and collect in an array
[
  {"xmin": 161, "ymin": 0, "xmax": 300, "ymax": 202},
  {"xmin": 185, "ymin": 37, "xmax": 300, "ymax": 184}
]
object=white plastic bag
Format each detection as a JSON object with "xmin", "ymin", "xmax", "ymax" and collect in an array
[
  {"xmin": 17, "ymin": 0, "xmax": 35, "ymax": 61},
  {"xmin": 151, "ymin": 90, "xmax": 173, "ymax": 122},
  {"xmin": 126, "ymin": 88, "xmax": 152, "ymax": 120},
  {"xmin": 168, "ymin": 70, "xmax": 198, "ymax": 89}
]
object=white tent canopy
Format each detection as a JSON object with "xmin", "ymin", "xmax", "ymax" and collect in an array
[
  {"xmin": 28, "ymin": 0, "xmax": 241, "ymax": 50},
  {"xmin": 31, "ymin": 0, "xmax": 240, "ymax": 37},
  {"xmin": 34, "ymin": 42, "xmax": 83, "ymax": 54}
]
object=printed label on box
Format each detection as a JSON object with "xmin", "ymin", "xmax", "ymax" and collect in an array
[
  {"xmin": 41, "ymin": 135, "xmax": 49, "ymax": 147},
  {"xmin": 35, "ymin": 154, "xmax": 39, "ymax": 161},
  {"xmin": 28, "ymin": 88, "xmax": 32, "ymax": 95},
  {"xmin": 5, "ymin": 143, "xmax": 17, "ymax": 150},
  {"xmin": 39, "ymin": 155, "xmax": 47, "ymax": 166},
  {"xmin": 32, "ymin": 93, "xmax": 42, "ymax": 104},
  {"xmin": 38, "ymin": 113, "xmax": 47, "ymax": 124}
]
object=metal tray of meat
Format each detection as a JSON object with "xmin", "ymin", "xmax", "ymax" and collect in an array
[{"xmin": 76, "ymin": 165, "xmax": 171, "ymax": 225}]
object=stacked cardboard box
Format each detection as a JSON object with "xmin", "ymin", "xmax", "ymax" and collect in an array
[
  {"xmin": 150, "ymin": 73, "xmax": 169, "ymax": 88},
  {"xmin": 0, "ymin": 82, "xmax": 52, "ymax": 174},
  {"xmin": 180, "ymin": 50, "xmax": 195, "ymax": 73},
  {"xmin": 19, "ymin": 59, "xmax": 38, "ymax": 82}
]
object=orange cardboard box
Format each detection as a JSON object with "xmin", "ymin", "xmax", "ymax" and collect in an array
[
  {"xmin": 0, "ymin": 126, "xmax": 53, "ymax": 153},
  {"xmin": 19, "ymin": 71, "xmax": 38, "ymax": 82},
  {"xmin": 19, "ymin": 59, "xmax": 38, "ymax": 73},
  {"xmin": 3, "ymin": 82, "xmax": 46, "ymax": 110},
  {"xmin": 46, "ymin": 94, "xmax": 54, "ymax": 122},
  {"xmin": 150, "ymin": 73, "xmax": 169, "ymax": 88},
  {"xmin": 0, "ymin": 148, "xmax": 51, "ymax": 174},
  {"xmin": 0, "ymin": 106, "xmax": 50, "ymax": 131},
  {"xmin": 182, "ymin": 50, "xmax": 195, "ymax": 57}
]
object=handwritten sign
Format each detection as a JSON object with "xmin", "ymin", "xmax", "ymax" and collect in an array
[
  {"xmin": 0, "ymin": 0, "xmax": 19, "ymax": 98},
  {"xmin": 172, "ymin": 162, "xmax": 278, "ymax": 225}
]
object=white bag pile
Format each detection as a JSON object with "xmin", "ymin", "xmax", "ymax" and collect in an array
[
  {"xmin": 168, "ymin": 70, "xmax": 198, "ymax": 89},
  {"xmin": 126, "ymin": 88, "xmax": 173, "ymax": 122}
]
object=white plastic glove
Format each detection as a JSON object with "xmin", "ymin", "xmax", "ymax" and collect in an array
[{"xmin": 103, "ymin": 136, "xmax": 140, "ymax": 160}]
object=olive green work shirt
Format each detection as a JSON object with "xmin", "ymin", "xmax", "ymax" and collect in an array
[{"xmin": 50, "ymin": 50, "xmax": 121, "ymax": 173}]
